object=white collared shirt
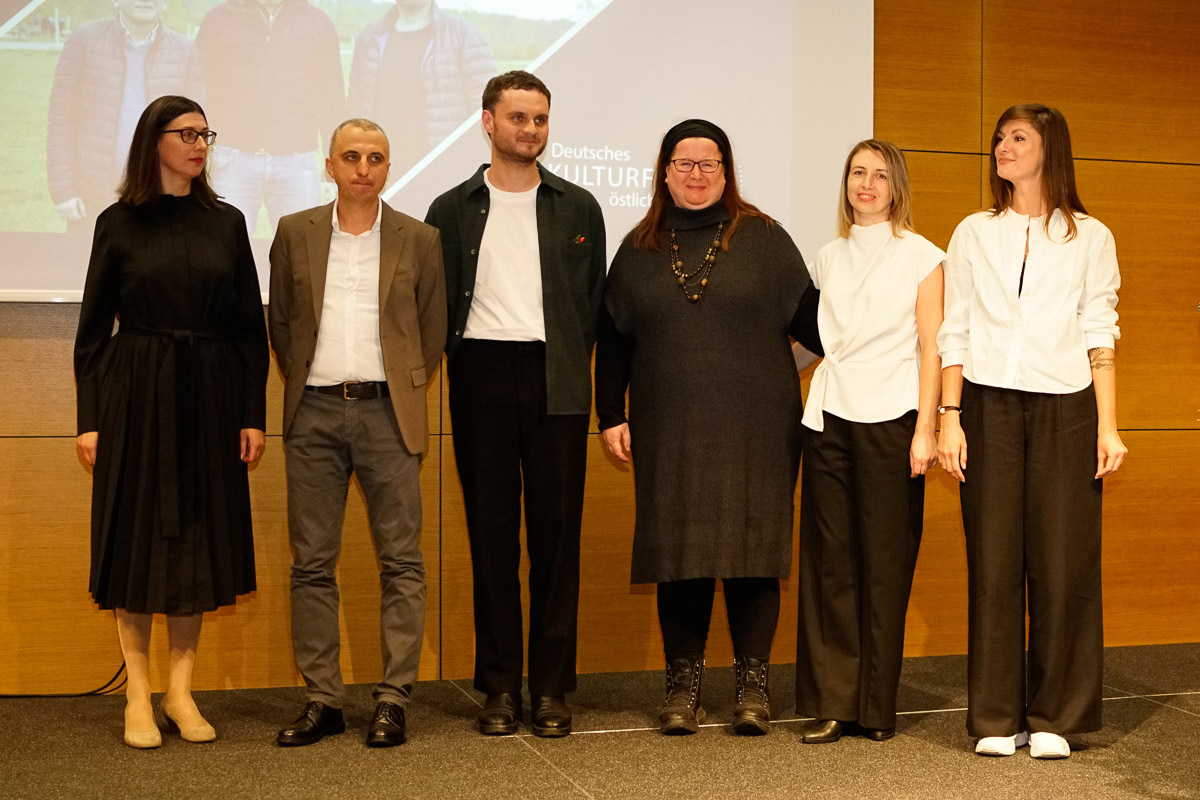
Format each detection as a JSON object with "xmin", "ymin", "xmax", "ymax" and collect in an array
[
  {"xmin": 463, "ymin": 171, "xmax": 544, "ymax": 341},
  {"xmin": 938, "ymin": 208, "xmax": 1120, "ymax": 393},
  {"xmin": 307, "ymin": 199, "xmax": 388, "ymax": 385},
  {"xmin": 802, "ymin": 224, "xmax": 945, "ymax": 432}
]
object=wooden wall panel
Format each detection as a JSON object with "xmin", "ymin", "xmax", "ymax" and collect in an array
[
  {"xmin": 875, "ymin": 0, "xmax": 981, "ymax": 153},
  {"xmin": 1101, "ymin": 431, "xmax": 1200, "ymax": 644},
  {"xmin": 1074, "ymin": 161, "xmax": 1200, "ymax": 431},
  {"xmin": 982, "ymin": 0, "xmax": 1200, "ymax": 162},
  {"xmin": 903, "ymin": 152, "xmax": 987, "ymax": 250},
  {"xmin": 0, "ymin": 303, "xmax": 77, "ymax": 436}
]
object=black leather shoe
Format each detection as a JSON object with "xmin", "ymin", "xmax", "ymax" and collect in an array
[
  {"xmin": 478, "ymin": 692, "xmax": 520, "ymax": 735},
  {"xmin": 366, "ymin": 701, "xmax": 407, "ymax": 747},
  {"xmin": 864, "ymin": 726, "xmax": 896, "ymax": 741},
  {"xmin": 531, "ymin": 695, "xmax": 572, "ymax": 737},
  {"xmin": 276, "ymin": 702, "xmax": 345, "ymax": 747},
  {"xmin": 802, "ymin": 719, "xmax": 844, "ymax": 744}
]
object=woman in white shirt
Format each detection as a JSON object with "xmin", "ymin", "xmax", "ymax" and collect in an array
[
  {"xmin": 937, "ymin": 104, "xmax": 1126, "ymax": 759},
  {"xmin": 795, "ymin": 139, "xmax": 945, "ymax": 744}
]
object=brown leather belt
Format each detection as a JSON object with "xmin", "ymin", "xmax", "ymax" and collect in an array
[{"xmin": 305, "ymin": 381, "xmax": 389, "ymax": 400}]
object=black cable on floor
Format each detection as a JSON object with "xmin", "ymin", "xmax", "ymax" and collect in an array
[{"xmin": 0, "ymin": 663, "xmax": 127, "ymax": 699}]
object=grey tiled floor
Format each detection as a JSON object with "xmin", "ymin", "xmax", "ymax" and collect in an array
[{"xmin": 3, "ymin": 644, "xmax": 1198, "ymax": 800}]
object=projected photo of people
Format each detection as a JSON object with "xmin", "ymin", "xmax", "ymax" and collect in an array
[
  {"xmin": 6, "ymin": 0, "xmax": 852, "ymax": 304},
  {"xmin": 46, "ymin": 0, "xmax": 204, "ymax": 235},
  {"xmin": 195, "ymin": 0, "xmax": 345, "ymax": 239},
  {"xmin": 348, "ymin": 0, "xmax": 496, "ymax": 179}
]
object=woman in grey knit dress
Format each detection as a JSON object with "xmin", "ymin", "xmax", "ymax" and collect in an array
[{"xmin": 595, "ymin": 119, "xmax": 821, "ymax": 736}]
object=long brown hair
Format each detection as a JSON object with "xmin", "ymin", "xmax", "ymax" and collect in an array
[
  {"xmin": 988, "ymin": 103, "xmax": 1087, "ymax": 240},
  {"xmin": 836, "ymin": 139, "xmax": 914, "ymax": 238},
  {"xmin": 118, "ymin": 95, "xmax": 220, "ymax": 208},
  {"xmin": 632, "ymin": 119, "xmax": 772, "ymax": 252}
]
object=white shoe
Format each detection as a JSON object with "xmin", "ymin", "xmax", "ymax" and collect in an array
[
  {"xmin": 1029, "ymin": 731, "xmax": 1070, "ymax": 759},
  {"xmin": 974, "ymin": 731, "xmax": 1029, "ymax": 756}
]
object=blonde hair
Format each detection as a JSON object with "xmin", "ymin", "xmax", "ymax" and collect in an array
[{"xmin": 836, "ymin": 139, "xmax": 914, "ymax": 238}]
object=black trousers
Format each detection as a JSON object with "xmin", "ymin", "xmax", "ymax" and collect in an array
[
  {"xmin": 657, "ymin": 577, "xmax": 780, "ymax": 661},
  {"xmin": 448, "ymin": 340, "xmax": 588, "ymax": 697},
  {"xmin": 960, "ymin": 380, "xmax": 1103, "ymax": 737},
  {"xmin": 795, "ymin": 412, "xmax": 924, "ymax": 729}
]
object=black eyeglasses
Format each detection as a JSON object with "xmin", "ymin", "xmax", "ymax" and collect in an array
[
  {"xmin": 162, "ymin": 128, "xmax": 218, "ymax": 146},
  {"xmin": 670, "ymin": 158, "xmax": 722, "ymax": 174}
]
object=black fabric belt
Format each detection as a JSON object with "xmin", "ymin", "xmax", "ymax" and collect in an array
[{"xmin": 305, "ymin": 381, "xmax": 389, "ymax": 400}]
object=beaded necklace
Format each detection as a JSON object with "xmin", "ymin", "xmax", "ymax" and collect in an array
[{"xmin": 669, "ymin": 222, "xmax": 723, "ymax": 303}]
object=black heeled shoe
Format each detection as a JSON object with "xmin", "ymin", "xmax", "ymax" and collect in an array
[{"xmin": 802, "ymin": 719, "xmax": 844, "ymax": 744}]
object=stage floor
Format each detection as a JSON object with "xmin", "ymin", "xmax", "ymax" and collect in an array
[{"xmin": 4, "ymin": 643, "xmax": 1198, "ymax": 799}]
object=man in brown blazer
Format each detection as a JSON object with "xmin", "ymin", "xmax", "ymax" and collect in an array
[{"xmin": 268, "ymin": 118, "xmax": 446, "ymax": 748}]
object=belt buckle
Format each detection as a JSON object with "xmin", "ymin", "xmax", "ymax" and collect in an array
[{"xmin": 342, "ymin": 380, "xmax": 362, "ymax": 400}]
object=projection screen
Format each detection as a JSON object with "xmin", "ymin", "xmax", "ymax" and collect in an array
[{"xmin": 0, "ymin": 0, "xmax": 872, "ymax": 301}]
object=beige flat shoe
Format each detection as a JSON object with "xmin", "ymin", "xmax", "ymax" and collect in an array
[
  {"xmin": 161, "ymin": 700, "xmax": 217, "ymax": 743},
  {"xmin": 124, "ymin": 705, "xmax": 162, "ymax": 749}
]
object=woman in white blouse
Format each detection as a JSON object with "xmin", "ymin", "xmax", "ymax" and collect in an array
[
  {"xmin": 795, "ymin": 139, "xmax": 945, "ymax": 744},
  {"xmin": 937, "ymin": 104, "xmax": 1126, "ymax": 759}
]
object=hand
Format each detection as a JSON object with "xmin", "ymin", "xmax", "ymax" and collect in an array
[
  {"xmin": 936, "ymin": 415, "xmax": 967, "ymax": 482},
  {"xmin": 909, "ymin": 430, "xmax": 937, "ymax": 477},
  {"xmin": 77, "ymin": 431, "xmax": 98, "ymax": 466},
  {"xmin": 1096, "ymin": 429, "xmax": 1127, "ymax": 478},
  {"xmin": 240, "ymin": 428, "xmax": 266, "ymax": 463},
  {"xmin": 56, "ymin": 197, "xmax": 86, "ymax": 221},
  {"xmin": 600, "ymin": 423, "xmax": 631, "ymax": 463}
]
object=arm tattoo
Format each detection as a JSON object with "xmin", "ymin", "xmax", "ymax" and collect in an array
[{"xmin": 1088, "ymin": 347, "xmax": 1116, "ymax": 371}]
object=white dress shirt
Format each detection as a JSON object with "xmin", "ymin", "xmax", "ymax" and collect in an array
[
  {"xmin": 938, "ymin": 209, "xmax": 1120, "ymax": 394},
  {"xmin": 463, "ymin": 171, "xmax": 544, "ymax": 341},
  {"xmin": 802, "ymin": 223, "xmax": 945, "ymax": 432},
  {"xmin": 307, "ymin": 199, "xmax": 387, "ymax": 385}
]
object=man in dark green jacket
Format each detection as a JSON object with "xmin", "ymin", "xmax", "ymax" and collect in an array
[{"xmin": 425, "ymin": 70, "xmax": 606, "ymax": 739}]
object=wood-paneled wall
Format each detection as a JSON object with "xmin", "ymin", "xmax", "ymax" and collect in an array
[{"xmin": 2, "ymin": 0, "xmax": 1197, "ymax": 694}]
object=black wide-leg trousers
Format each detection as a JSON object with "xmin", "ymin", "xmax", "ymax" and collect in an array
[
  {"xmin": 959, "ymin": 380, "xmax": 1103, "ymax": 737},
  {"xmin": 795, "ymin": 411, "xmax": 924, "ymax": 729},
  {"xmin": 449, "ymin": 340, "xmax": 588, "ymax": 697}
]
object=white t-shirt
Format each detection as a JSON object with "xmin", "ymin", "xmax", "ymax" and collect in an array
[
  {"xmin": 802, "ymin": 222, "xmax": 945, "ymax": 432},
  {"xmin": 937, "ymin": 209, "xmax": 1120, "ymax": 393},
  {"xmin": 463, "ymin": 172, "xmax": 545, "ymax": 341}
]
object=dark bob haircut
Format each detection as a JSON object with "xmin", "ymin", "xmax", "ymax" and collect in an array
[{"xmin": 118, "ymin": 95, "xmax": 219, "ymax": 208}]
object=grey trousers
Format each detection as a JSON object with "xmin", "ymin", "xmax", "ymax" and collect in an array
[{"xmin": 284, "ymin": 390, "xmax": 425, "ymax": 708}]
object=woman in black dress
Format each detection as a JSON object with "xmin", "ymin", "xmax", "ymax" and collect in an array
[
  {"xmin": 74, "ymin": 95, "xmax": 268, "ymax": 749},
  {"xmin": 596, "ymin": 119, "xmax": 820, "ymax": 736}
]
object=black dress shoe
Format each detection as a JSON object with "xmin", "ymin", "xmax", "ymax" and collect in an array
[
  {"xmin": 478, "ymin": 692, "xmax": 520, "ymax": 735},
  {"xmin": 277, "ymin": 702, "xmax": 346, "ymax": 747},
  {"xmin": 366, "ymin": 701, "xmax": 407, "ymax": 748},
  {"xmin": 864, "ymin": 726, "xmax": 896, "ymax": 741},
  {"xmin": 802, "ymin": 719, "xmax": 844, "ymax": 744},
  {"xmin": 531, "ymin": 695, "xmax": 572, "ymax": 737}
]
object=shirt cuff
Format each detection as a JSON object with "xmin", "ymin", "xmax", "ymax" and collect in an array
[
  {"xmin": 1085, "ymin": 332, "xmax": 1117, "ymax": 350},
  {"xmin": 939, "ymin": 348, "xmax": 966, "ymax": 368}
]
